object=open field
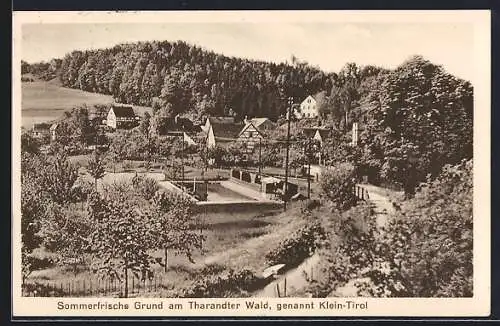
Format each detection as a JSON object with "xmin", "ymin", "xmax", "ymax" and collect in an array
[{"xmin": 21, "ymin": 80, "xmax": 152, "ymax": 128}]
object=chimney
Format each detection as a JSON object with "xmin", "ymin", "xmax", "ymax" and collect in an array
[
  {"xmin": 244, "ymin": 115, "xmax": 249, "ymax": 124},
  {"xmin": 352, "ymin": 122, "xmax": 359, "ymax": 146}
]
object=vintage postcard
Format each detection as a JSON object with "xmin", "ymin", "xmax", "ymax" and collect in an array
[{"xmin": 12, "ymin": 10, "xmax": 490, "ymax": 318}]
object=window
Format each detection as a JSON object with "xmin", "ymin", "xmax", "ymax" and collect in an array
[{"xmin": 248, "ymin": 131, "xmax": 253, "ymax": 138}]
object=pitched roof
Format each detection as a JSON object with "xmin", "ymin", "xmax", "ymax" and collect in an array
[
  {"xmin": 111, "ymin": 105, "xmax": 136, "ymax": 118},
  {"xmin": 237, "ymin": 122, "xmax": 265, "ymax": 138},
  {"xmin": 164, "ymin": 116, "xmax": 201, "ymax": 133},
  {"xmin": 33, "ymin": 122, "xmax": 51, "ymax": 131},
  {"xmin": 302, "ymin": 91, "xmax": 327, "ymax": 104},
  {"xmin": 303, "ymin": 127, "xmax": 330, "ymax": 139},
  {"xmin": 312, "ymin": 91, "xmax": 327, "ymax": 101},
  {"xmin": 250, "ymin": 117, "xmax": 273, "ymax": 128},
  {"xmin": 208, "ymin": 116, "xmax": 235, "ymax": 125},
  {"xmin": 315, "ymin": 129, "xmax": 330, "ymax": 139},
  {"xmin": 211, "ymin": 121, "xmax": 244, "ymax": 140}
]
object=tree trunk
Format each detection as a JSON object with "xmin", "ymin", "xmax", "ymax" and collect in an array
[
  {"xmin": 164, "ymin": 248, "xmax": 168, "ymax": 272},
  {"xmin": 345, "ymin": 110, "xmax": 348, "ymax": 131},
  {"xmin": 124, "ymin": 263, "xmax": 128, "ymax": 298}
]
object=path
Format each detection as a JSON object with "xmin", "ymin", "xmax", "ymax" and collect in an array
[
  {"xmin": 358, "ymin": 184, "xmax": 398, "ymax": 230},
  {"xmin": 333, "ymin": 184, "xmax": 399, "ymax": 296},
  {"xmin": 248, "ymin": 183, "xmax": 400, "ymax": 298},
  {"xmin": 253, "ymin": 253, "xmax": 320, "ymax": 298}
]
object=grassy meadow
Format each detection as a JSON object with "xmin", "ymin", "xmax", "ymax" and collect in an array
[{"xmin": 21, "ymin": 79, "xmax": 152, "ymax": 128}]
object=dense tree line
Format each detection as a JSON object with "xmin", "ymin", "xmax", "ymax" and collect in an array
[
  {"xmin": 26, "ymin": 41, "xmax": 333, "ymax": 122},
  {"xmin": 21, "ymin": 59, "xmax": 61, "ymax": 81},
  {"xmin": 318, "ymin": 56, "xmax": 473, "ymax": 196}
]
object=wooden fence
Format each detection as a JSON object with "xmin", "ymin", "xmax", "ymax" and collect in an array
[
  {"xmin": 22, "ymin": 274, "xmax": 168, "ymax": 298},
  {"xmin": 353, "ymin": 185, "xmax": 370, "ymax": 201}
]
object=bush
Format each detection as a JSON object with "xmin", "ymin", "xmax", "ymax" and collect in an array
[
  {"xmin": 310, "ymin": 160, "xmax": 473, "ymax": 298},
  {"xmin": 178, "ymin": 268, "xmax": 264, "ymax": 298},
  {"xmin": 265, "ymin": 223, "xmax": 325, "ymax": 269},
  {"xmin": 132, "ymin": 174, "xmax": 160, "ymax": 200},
  {"xmin": 28, "ymin": 255, "xmax": 55, "ymax": 271},
  {"xmin": 319, "ymin": 163, "xmax": 357, "ymax": 211}
]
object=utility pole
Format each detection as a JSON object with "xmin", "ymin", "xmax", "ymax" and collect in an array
[
  {"xmin": 283, "ymin": 96, "xmax": 293, "ymax": 211},
  {"xmin": 258, "ymin": 137, "xmax": 262, "ymax": 176},
  {"xmin": 307, "ymin": 140, "xmax": 311, "ymax": 199},
  {"xmin": 181, "ymin": 128, "xmax": 185, "ymax": 192}
]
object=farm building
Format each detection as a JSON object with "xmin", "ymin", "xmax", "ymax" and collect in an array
[
  {"xmin": 247, "ymin": 117, "xmax": 276, "ymax": 131},
  {"xmin": 237, "ymin": 119, "xmax": 265, "ymax": 154},
  {"xmin": 106, "ymin": 105, "xmax": 139, "ymax": 129},
  {"xmin": 31, "ymin": 122, "xmax": 51, "ymax": 140},
  {"xmin": 302, "ymin": 127, "xmax": 331, "ymax": 145},
  {"xmin": 205, "ymin": 117, "xmax": 244, "ymax": 149}
]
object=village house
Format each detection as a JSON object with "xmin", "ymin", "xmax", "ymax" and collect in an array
[
  {"xmin": 247, "ymin": 117, "xmax": 275, "ymax": 132},
  {"xmin": 302, "ymin": 127, "xmax": 331, "ymax": 146},
  {"xmin": 162, "ymin": 115, "xmax": 201, "ymax": 147},
  {"xmin": 31, "ymin": 122, "xmax": 51, "ymax": 140},
  {"xmin": 295, "ymin": 91, "xmax": 327, "ymax": 119},
  {"xmin": 88, "ymin": 106, "xmax": 109, "ymax": 125},
  {"xmin": 106, "ymin": 105, "xmax": 139, "ymax": 129},
  {"xmin": 237, "ymin": 117, "xmax": 266, "ymax": 154},
  {"xmin": 204, "ymin": 116, "xmax": 244, "ymax": 149}
]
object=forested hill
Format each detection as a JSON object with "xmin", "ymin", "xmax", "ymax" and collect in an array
[
  {"xmin": 22, "ymin": 40, "xmax": 337, "ymax": 122},
  {"xmin": 22, "ymin": 39, "xmax": 473, "ymax": 139}
]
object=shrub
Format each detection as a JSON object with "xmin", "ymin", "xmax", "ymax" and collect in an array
[
  {"xmin": 319, "ymin": 163, "xmax": 357, "ymax": 211},
  {"xmin": 132, "ymin": 175, "xmax": 160, "ymax": 200},
  {"xmin": 178, "ymin": 268, "xmax": 264, "ymax": 298},
  {"xmin": 310, "ymin": 160, "xmax": 473, "ymax": 298},
  {"xmin": 265, "ymin": 223, "xmax": 325, "ymax": 269}
]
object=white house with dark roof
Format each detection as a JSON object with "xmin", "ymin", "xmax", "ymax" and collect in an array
[
  {"xmin": 106, "ymin": 105, "xmax": 139, "ymax": 129},
  {"xmin": 295, "ymin": 91, "xmax": 327, "ymax": 119}
]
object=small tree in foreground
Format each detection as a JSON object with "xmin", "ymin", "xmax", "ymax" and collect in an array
[
  {"xmin": 151, "ymin": 191, "xmax": 204, "ymax": 272},
  {"xmin": 87, "ymin": 151, "xmax": 106, "ymax": 189},
  {"xmin": 87, "ymin": 191, "xmax": 155, "ymax": 298}
]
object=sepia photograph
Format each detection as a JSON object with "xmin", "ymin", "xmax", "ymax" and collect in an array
[{"xmin": 12, "ymin": 10, "xmax": 490, "ymax": 317}]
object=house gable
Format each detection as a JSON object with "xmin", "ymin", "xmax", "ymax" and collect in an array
[
  {"xmin": 207, "ymin": 126, "xmax": 216, "ymax": 148},
  {"xmin": 237, "ymin": 122, "xmax": 264, "ymax": 139},
  {"xmin": 237, "ymin": 122, "xmax": 264, "ymax": 153},
  {"xmin": 296, "ymin": 95, "xmax": 319, "ymax": 119}
]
